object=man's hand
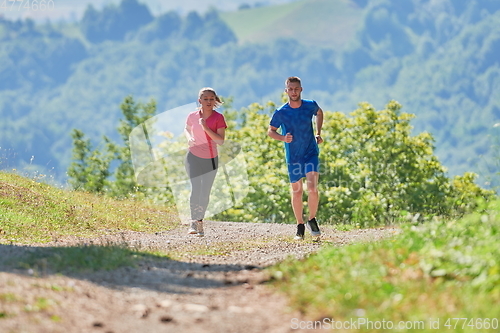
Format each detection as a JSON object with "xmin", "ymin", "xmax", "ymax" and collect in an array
[
  {"xmin": 284, "ymin": 133, "xmax": 293, "ymax": 143},
  {"xmin": 315, "ymin": 135, "xmax": 323, "ymax": 144}
]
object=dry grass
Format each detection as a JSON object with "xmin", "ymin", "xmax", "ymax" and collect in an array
[{"xmin": 0, "ymin": 171, "xmax": 178, "ymax": 244}]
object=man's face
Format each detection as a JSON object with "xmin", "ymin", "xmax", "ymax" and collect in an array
[{"xmin": 285, "ymin": 81, "xmax": 302, "ymax": 102}]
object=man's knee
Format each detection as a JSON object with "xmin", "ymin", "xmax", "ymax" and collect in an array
[
  {"xmin": 306, "ymin": 180, "xmax": 318, "ymax": 192},
  {"xmin": 291, "ymin": 183, "xmax": 303, "ymax": 195},
  {"xmin": 307, "ymin": 183, "xmax": 318, "ymax": 190},
  {"xmin": 292, "ymin": 188, "xmax": 303, "ymax": 197},
  {"xmin": 307, "ymin": 187, "xmax": 318, "ymax": 196}
]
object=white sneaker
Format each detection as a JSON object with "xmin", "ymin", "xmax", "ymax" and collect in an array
[
  {"xmin": 188, "ymin": 220, "xmax": 198, "ymax": 234},
  {"xmin": 196, "ymin": 220, "xmax": 204, "ymax": 237}
]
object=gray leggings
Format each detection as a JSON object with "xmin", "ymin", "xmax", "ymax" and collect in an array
[{"xmin": 185, "ymin": 152, "xmax": 218, "ymax": 221}]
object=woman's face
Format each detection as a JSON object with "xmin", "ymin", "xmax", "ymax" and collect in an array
[{"xmin": 199, "ymin": 91, "xmax": 217, "ymax": 110}]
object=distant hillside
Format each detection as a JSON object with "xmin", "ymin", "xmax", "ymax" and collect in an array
[
  {"xmin": 0, "ymin": 0, "xmax": 298, "ymax": 22},
  {"xmin": 220, "ymin": 0, "xmax": 363, "ymax": 49},
  {"xmin": 1, "ymin": 0, "xmax": 500, "ymax": 191}
]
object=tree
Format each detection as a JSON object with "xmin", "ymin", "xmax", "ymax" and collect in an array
[
  {"xmin": 81, "ymin": 0, "xmax": 153, "ymax": 43},
  {"xmin": 106, "ymin": 96, "xmax": 156, "ymax": 198},
  {"xmin": 317, "ymin": 100, "xmax": 483, "ymax": 226},
  {"xmin": 132, "ymin": 11, "xmax": 182, "ymax": 43},
  {"xmin": 67, "ymin": 96, "xmax": 156, "ymax": 198},
  {"xmin": 67, "ymin": 129, "xmax": 112, "ymax": 193}
]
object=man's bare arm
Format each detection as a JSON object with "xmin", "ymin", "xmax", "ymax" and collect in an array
[
  {"xmin": 315, "ymin": 108, "xmax": 324, "ymax": 144},
  {"xmin": 268, "ymin": 126, "xmax": 293, "ymax": 143}
]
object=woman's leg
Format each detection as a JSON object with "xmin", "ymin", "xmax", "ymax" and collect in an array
[
  {"xmin": 198, "ymin": 163, "xmax": 217, "ymax": 218},
  {"xmin": 185, "ymin": 152, "xmax": 204, "ymax": 221},
  {"xmin": 185, "ymin": 153, "xmax": 218, "ymax": 221}
]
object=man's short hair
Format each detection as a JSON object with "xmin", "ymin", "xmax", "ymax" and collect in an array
[{"xmin": 285, "ymin": 76, "xmax": 301, "ymax": 86}]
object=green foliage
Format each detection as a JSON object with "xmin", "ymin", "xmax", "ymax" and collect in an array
[
  {"xmin": 132, "ymin": 10, "xmax": 182, "ymax": 43},
  {"xmin": 67, "ymin": 129, "xmax": 112, "ymax": 193},
  {"xmin": 67, "ymin": 96, "xmax": 157, "ymax": 198},
  {"xmin": 319, "ymin": 101, "xmax": 493, "ymax": 226},
  {"xmin": 269, "ymin": 199, "xmax": 500, "ymax": 327},
  {"xmin": 129, "ymin": 7, "xmax": 236, "ymax": 45},
  {"xmin": 0, "ymin": 17, "xmax": 87, "ymax": 88},
  {"xmin": 402, "ymin": 201, "xmax": 500, "ymax": 291},
  {"xmin": 80, "ymin": 0, "xmax": 153, "ymax": 43},
  {"xmin": 349, "ymin": 5, "xmax": 500, "ymax": 186},
  {"xmin": 106, "ymin": 96, "xmax": 157, "ymax": 198}
]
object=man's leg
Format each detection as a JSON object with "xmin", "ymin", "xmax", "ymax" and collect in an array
[
  {"xmin": 291, "ymin": 180, "xmax": 304, "ymax": 224},
  {"xmin": 306, "ymin": 171, "xmax": 321, "ymax": 237},
  {"xmin": 305, "ymin": 171, "xmax": 319, "ymax": 220},
  {"xmin": 291, "ymin": 180, "xmax": 306, "ymax": 240}
]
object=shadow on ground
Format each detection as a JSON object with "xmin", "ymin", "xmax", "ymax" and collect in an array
[{"xmin": 0, "ymin": 243, "xmax": 264, "ymax": 295}]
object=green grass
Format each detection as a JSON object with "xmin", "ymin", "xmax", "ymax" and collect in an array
[
  {"xmin": 269, "ymin": 199, "xmax": 500, "ymax": 332},
  {"xmin": 0, "ymin": 171, "xmax": 177, "ymax": 244},
  {"xmin": 0, "ymin": 170, "xmax": 178, "ymax": 273},
  {"xmin": 220, "ymin": 0, "xmax": 305, "ymax": 40},
  {"xmin": 0, "ymin": 293, "xmax": 19, "ymax": 302},
  {"xmin": 219, "ymin": 0, "xmax": 364, "ymax": 49}
]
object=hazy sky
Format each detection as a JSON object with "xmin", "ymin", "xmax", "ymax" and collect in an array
[{"xmin": 0, "ymin": 0, "xmax": 297, "ymax": 22}]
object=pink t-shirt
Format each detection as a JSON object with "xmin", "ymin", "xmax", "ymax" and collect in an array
[{"xmin": 186, "ymin": 110, "xmax": 227, "ymax": 158}]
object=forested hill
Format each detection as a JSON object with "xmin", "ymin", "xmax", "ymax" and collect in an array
[{"xmin": 0, "ymin": 0, "xmax": 499, "ymax": 188}]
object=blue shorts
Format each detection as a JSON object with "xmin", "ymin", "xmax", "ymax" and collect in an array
[{"xmin": 287, "ymin": 154, "xmax": 319, "ymax": 183}]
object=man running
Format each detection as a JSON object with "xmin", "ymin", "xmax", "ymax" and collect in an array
[{"xmin": 267, "ymin": 76, "xmax": 324, "ymax": 240}]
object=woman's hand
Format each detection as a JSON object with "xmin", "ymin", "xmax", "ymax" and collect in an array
[{"xmin": 199, "ymin": 118, "xmax": 207, "ymax": 130}]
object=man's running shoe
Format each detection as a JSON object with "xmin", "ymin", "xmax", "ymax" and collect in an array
[
  {"xmin": 307, "ymin": 217, "xmax": 321, "ymax": 237},
  {"xmin": 294, "ymin": 223, "xmax": 305, "ymax": 240}
]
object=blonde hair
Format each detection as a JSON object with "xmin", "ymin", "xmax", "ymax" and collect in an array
[
  {"xmin": 198, "ymin": 87, "xmax": 223, "ymax": 108},
  {"xmin": 285, "ymin": 76, "xmax": 301, "ymax": 86}
]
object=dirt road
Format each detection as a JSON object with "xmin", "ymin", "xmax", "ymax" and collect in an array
[{"xmin": 0, "ymin": 221, "xmax": 394, "ymax": 333}]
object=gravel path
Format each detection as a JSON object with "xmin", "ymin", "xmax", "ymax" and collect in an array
[{"xmin": 0, "ymin": 221, "xmax": 396, "ymax": 333}]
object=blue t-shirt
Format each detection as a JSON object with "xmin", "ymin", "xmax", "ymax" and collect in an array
[{"xmin": 270, "ymin": 99, "xmax": 319, "ymax": 164}]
